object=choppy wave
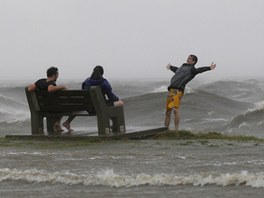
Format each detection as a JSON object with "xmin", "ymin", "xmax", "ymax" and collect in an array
[
  {"xmin": 0, "ymin": 168, "xmax": 264, "ymax": 188},
  {"xmin": 1, "ymin": 79, "xmax": 264, "ymax": 137},
  {"xmin": 229, "ymin": 107, "xmax": 264, "ymax": 127},
  {"xmin": 197, "ymin": 79, "xmax": 264, "ymax": 104},
  {"xmin": 0, "ymin": 88, "xmax": 258, "ymax": 135},
  {"xmin": 0, "ymin": 94, "xmax": 29, "ymax": 123}
]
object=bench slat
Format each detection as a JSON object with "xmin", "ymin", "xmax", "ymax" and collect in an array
[
  {"xmin": 39, "ymin": 105, "xmax": 94, "ymax": 112},
  {"xmin": 38, "ymin": 98, "xmax": 92, "ymax": 105},
  {"xmin": 37, "ymin": 98, "xmax": 93, "ymax": 104},
  {"xmin": 36, "ymin": 90, "xmax": 94, "ymax": 113}
]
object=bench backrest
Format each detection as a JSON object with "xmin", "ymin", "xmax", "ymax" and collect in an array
[{"xmin": 25, "ymin": 88, "xmax": 95, "ymax": 113}]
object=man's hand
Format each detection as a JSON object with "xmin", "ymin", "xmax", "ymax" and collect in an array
[
  {"xmin": 48, "ymin": 85, "xmax": 67, "ymax": 92},
  {"xmin": 166, "ymin": 62, "xmax": 172, "ymax": 70},
  {"xmin": 210, "ymin": 62, "xmax": 216, "ymax": 70},
  {"xmin": 27, "ymin": 84, "xmax": 36, "ymax": 92}
]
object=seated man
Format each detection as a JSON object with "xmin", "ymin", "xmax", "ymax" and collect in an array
[{"xmin": 27, "ymin": 66, "xmax": 73, "ymax": 132}]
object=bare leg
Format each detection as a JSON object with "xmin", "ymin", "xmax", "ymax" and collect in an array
[
  {"xmin": 54, "ymin": 116, "xmax": 64, "ymax": 132},
  {"xmin": 63, "ymin": 116, "xmax": 75, "ymax": 132},
  {"xmin": 173, "ymin": 108, "xmax": 180, "ymax": 130},
  {"xmin": 165, "ymin": 109, "xmax": 172, "ymax": 128}
]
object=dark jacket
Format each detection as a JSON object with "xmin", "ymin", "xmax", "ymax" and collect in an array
[
  {"xmin": 82, "ymin": 78, "xmax": 119, "ymax": 102},
  {"xmin": 168, "ymin": 64, "xmax": 211, "ymax": 91}
]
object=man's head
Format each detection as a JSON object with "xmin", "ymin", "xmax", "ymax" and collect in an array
[
  {"xmin": 187, "ymin": 54, "xmax": 198, "ymax": 65},
  {"xmin": 47, "ymin": 66, "xmax": 59, "ymax": 80},
  {"xmin": 91, "ymin": 65, "xmax": 104, "ymax": 79}
]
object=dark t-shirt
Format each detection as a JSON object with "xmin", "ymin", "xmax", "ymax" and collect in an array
[{"xmin": 35, "ymin": 78, "xmax": 56, "ymax": 91}]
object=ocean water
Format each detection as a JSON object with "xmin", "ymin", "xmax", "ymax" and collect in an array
[
  {"xmin": 1, "ymin": 78, "xmax": 264, "ymax": 137},
  {"xmin": 1, "ymin": 78, "xmax": 264, "ymax": 197},
  {"xmin": 1, "ymin": 140, "xmax": 264, "ymax": 197}
]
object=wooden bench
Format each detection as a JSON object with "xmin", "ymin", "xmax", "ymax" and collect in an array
[{"xmin": 25, "ymin": 86, "xmax": 126, "ymax": 136}]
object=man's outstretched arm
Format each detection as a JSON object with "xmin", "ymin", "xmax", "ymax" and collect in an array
[
  {"xmin": 193, "ymin": 62, "xmax": 216, "ymax": 74},
  {"xmin": 166, "ymin": 63, "xmax": 178, "ymax": 73}
]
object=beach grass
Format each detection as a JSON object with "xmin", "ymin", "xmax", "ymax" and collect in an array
[{"xmin": 153, "ymin": 130, "xmax": 264, "ymax": 141}]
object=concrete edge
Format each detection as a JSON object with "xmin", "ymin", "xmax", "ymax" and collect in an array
[{"xmin": 5, "ymin": 127, "xmax": 168, "ymax": 141}]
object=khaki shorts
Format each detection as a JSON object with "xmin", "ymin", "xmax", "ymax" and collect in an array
[{"xmin": 166, "ymin": 89, "xmax": 183, "ymax": 110}]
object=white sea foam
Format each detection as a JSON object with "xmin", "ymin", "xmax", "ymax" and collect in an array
[
  {"xmin": 238, "ymin": 122, "xmax": 250, "ymax": 128},
  {"xmin": 184, "ymin": 86, "xmax": 195, "ymax": 94},
  {"xmin": 254, "ymin": 101, "xmax": 264, "ymax": 108},
  {"xmin": 150, "ymin": 85, "xmax": 167, "ymax": 93},
  {"xmin": 257, "ymin": 121, "xmax": 264, "ymax": 126},
  {"xmin": 0, "ymin": 109, "xmax": 29, "ymax": 123},
  {"xmin": 200, "ymin": 118, "xmax": 229, "ymax": 124},
  {"xmin": 0, "ymin": 94, "xmax": 29, "ymax": 123},
  {"xmin": 0, "ymin": 151, "xmax": 54, "ymax": 157},
  {"xmin": 1, "ymin": 168, "xmax": 264, "ymax": 188}
]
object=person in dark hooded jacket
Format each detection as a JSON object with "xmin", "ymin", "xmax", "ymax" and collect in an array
[
  {"xmin": 82, "ymin": 65, "xmax": 123, "ymax": 106},
  {"xmin": 62, "ymin": 66, "xmax": 124, "ymax": 132}
]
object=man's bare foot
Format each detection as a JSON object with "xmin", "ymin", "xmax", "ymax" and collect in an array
[
  {"xmin": 64, "ymin": 131, "xmax": 72, "ymax": 136},
  {"xmin": 53, "ymin": 122, "xmax": 64, "ymax": 132},
  {"xmin": 63, "ymin": 122, "xmax": 74, "ymax": 132}
]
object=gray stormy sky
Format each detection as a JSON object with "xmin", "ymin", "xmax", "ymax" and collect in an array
[{"xmin": 0, "ymin": 0, "xmax": 264, "ymax": 81}]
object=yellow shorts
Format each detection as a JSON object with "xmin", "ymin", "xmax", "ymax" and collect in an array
[{"xmin": 166, "ymin": 89, "xmax": 183, "ymax": 110}]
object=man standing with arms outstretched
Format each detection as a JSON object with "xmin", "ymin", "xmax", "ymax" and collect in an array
[{"xmin": 165, "ymin": 54, "xmax": 216, "ymax": 130}]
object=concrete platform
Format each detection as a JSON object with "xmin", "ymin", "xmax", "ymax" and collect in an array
[{"xmin": 5, "ymin": 127, "xmax": 168, "ymax": 141}]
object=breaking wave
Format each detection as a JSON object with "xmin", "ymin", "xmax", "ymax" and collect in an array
[
  {"xmin": 0, "ymin": 168, "xmax": 264, "ymax": 188},
  {"xmin": 229, "ymin": 107, "xmax": 264, "ymax": 128}
]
